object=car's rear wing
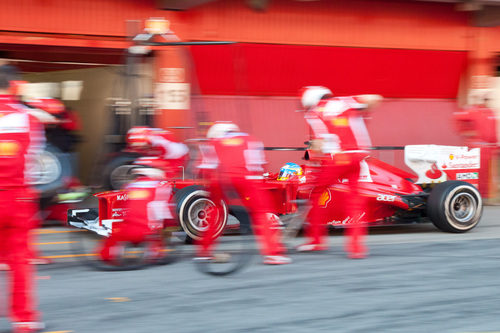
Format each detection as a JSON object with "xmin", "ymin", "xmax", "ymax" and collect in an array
[{"xmin": 404, "ymin": 145, "xmax": 480, "ymax": 186}]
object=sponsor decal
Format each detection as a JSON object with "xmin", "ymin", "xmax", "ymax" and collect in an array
[
  {"xmin": 221, "ymin": 138, "xmax": 244, "ymax": 146},
  {"xmin": 332, "ymin": 117, "xmax": 349, "ymax": 127},
  {"xmin": 376, "ymin": 194, "xmax": 396, "ymax": 202},
  {"xmin": 318, "ymin": 189, "xmax": 332, "ymax": 207},
  {"xmin": 117, "ymin": 194, "xmax": 129, "ymax": 201},
  {"xmin": 425, "ymin": 163, "xmax": 443, "ymax": 179},
  {"xmin": 128, "ymin": 190, "xmax": 150, "ymax": 200},
  {"xmin": 328, "ymin": 212, "xmax": 366, "ymax": 225},
  {"xmin": 328, "ymin": 217, "xmax": 351, "ymax": 225},
  {"xmin": 111, "ymin": 208, "xmax": 127, "ymax": 218},
  {"xmin": 0, "ymin": 141, "xmax": 20, "ymax": 156},
  {"xmin": 456, "ymin": 172, "xmax": 479, "ymax": 180}
]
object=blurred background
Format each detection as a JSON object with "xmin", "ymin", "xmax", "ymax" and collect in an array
[{"xmin": 1, "ymin": 0, "xmax": 500, "ymax": 199}]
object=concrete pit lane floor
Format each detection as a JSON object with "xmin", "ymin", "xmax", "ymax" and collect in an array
[{"xmin": 1, "ymin": 207, "xmax": 500, "ymax": 333}]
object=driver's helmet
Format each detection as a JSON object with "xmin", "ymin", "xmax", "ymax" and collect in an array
[
  {"xmin": 300, "ymin": 86, "xmax": 333, "ymax": 109},
  {"xmin": 277, "ymin": 162, "xmax": 303, "ymax": 181},
  {"xmin": 126, "ymin": 126, "xmax": 152, "ymax": 149}
]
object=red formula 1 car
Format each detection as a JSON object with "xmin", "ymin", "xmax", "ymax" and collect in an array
[{"xmin": 68, "ymin": 145, "xmax": 483, "ymax": 240}]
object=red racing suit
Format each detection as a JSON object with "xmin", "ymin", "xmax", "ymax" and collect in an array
[
  {"xmin": 100, "ymin": 177, "xmax": 175, "ymax": 261},
  {"xmin": 304, "ymin": 96, "xmax": 371, "ymax": 255},
  {"xmin": 197, "ymin": 132, "xmax": 285, "ymax": 256},
  {"xmin": 0, "ymin": 95, "xmax": 45, "ymax": 323}
]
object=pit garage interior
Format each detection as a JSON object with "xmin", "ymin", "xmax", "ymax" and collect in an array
[{"xmin": 0, "ymin": 43, "xmax": 154, "ymax": 185}]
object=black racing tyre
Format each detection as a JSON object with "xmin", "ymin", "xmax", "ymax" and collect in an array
[
  {"xmin": 32, "ymin": 143, "xmax": 73, "ymax": 198},
  {"xmin": 69, "ymin": 227, "xmax": 148, "ymax": 271},
  {"xmin": 194, "ymin": 206, "xmax": 255, "ymax": 276},
  {"xmin": 174, "ymin": 185, "xmax": 228, "ymax": 241},
  {"xmin": 427, "ymin": 180, "xmax": 483, "ymax": 233},
  {"xmin": 102, "ymin": 153, "xmax": 141, "ymax": 190}
]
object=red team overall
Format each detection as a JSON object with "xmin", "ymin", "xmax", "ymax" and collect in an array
[
  {"xmin": 299, "ymin": 86, "xmax": 382, "ymax": 259},
  {"xmin": 197, "ymin": 122, "xmax": 290, "ymax": 265},
  {"xmin": 100, "ymin": 128, "xmax": 187, "ymax": 263},
  {"xmin": 100, "ymin": 169, "xmax": 175, "ymax": 263},
  {"xmin": 0, "ymin": 66, "xmax": 45, "ymax": 333}
]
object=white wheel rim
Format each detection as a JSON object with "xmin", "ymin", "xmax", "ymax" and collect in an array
[
  {"xmin": 451, "ymin": 192, "xmax": 476, "ymax": 223},
  {"xmin": 187, "ymin": 197, "xmax": 218, "ymax": 232},
  {"xmin": 178, "ymin": 190, "xmax": 228, "ymax": 239},
  {"xmin": 28, "ymin": 150, "xmax": 62, "ymax": 185}
]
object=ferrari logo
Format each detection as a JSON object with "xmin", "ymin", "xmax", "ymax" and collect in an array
[
  {"xmin": 318, "ymin": 189, "xmax": 332, "ymax": 207},
  {"xmin": 332, "ymin": 117, "xmax": 349, "ymax": 127},
  {"xmin": 222, "ymin": 138, "xmax": 244, "ymax": 146},
  {"xmin": 449, "ymin": 154, "xmax": 454, "ymax": 160},
  {"xmin": 128, "ymin": 190, "xmax": 150, "ymax": 200},
  {"xmin": 0, "ymin": 141, "xmax": 20, "ymax": 156}
]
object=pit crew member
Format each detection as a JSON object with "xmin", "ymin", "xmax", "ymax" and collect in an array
[
  {"xmin": 0, "ymin": 65, "xmax": 45, "ymax": 333},
  {"xmin": 99, "ymin": 168, "xmax": 175, "ymax": 263},
  {"xmin": 197, "ymin": 122, "xmax": 291, "ymax": 265},
  {"xmin": 299, "ymin": 86, "xmax": 382, "ymax": 259},
  {"xmin": 126, "ymin": 126, "xmax": 189, "ymax": 179}
]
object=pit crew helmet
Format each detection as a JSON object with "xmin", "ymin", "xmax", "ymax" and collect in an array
[
  {"xmin": 207, "ymin": 121, "xmax": 240, "ymax": 139},
  {"xmin": 26, "ymin": 98, "xmax": 65, "ymax": 115},
  {"xmin": 277, "ymin": 162, "xmax": 303, "ymax": 181},
  {"xmin": 126, "ymin": 126, "xmax": 152, "ymax": 149},
  {"xmin": 300, "ymin": 86, "xmax": 333, "ymax": 109}
]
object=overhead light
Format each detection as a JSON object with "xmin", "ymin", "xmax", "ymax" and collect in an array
[{"xmin": 145, "ymin": 18, "xmax": 170, "ymax": 35}]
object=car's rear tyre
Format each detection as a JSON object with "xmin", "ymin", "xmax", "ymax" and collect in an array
[
  {"xmin": 427, "ymin": 180, "xmax": 482, "ymax": 233},
  {"xmin": 174, "ymin": 186, "xmax": 228, "ymax": 241}
]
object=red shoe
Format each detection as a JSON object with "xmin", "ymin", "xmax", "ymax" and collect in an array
[
  {"xmin": 345, "ymin": 244, "xmax": 368, "ymax": 259},
  {"xmin": 263, "ymin": 255, "xmax": 292, "ymax": 265},
  {"xmin": 12, "ymin": 321, "xmax": 45, "ymax": 333},
  {"xmin": 296, "ymin": 242, "xmax": 328, "ymax": 252},
  {"xmin": 347, "ymin": 251, "xmax": 367, "ymax": 259}
]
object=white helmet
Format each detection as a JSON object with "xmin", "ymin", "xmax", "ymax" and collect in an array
[
  {"xmin": 207, "ymin": 121, "xmax": 240, "ymax": 139},
  {"xmin": 301, "ymin": 86, "xmax": 333, "ymax": 109}
]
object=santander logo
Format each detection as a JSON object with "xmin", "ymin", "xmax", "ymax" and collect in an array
[{"xmin": 425, "ymin": 163, "xmax": 443, "ymax": 179}]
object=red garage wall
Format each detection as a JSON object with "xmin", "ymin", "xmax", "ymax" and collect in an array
[{"xmin": 190, "ymin": 43, "xmax": 468, "ymax": 98}]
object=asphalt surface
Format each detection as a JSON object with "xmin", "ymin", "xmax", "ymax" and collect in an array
[{"xmin": 2, "ymin": 207, "xmax": 500, "ymax": 333}]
